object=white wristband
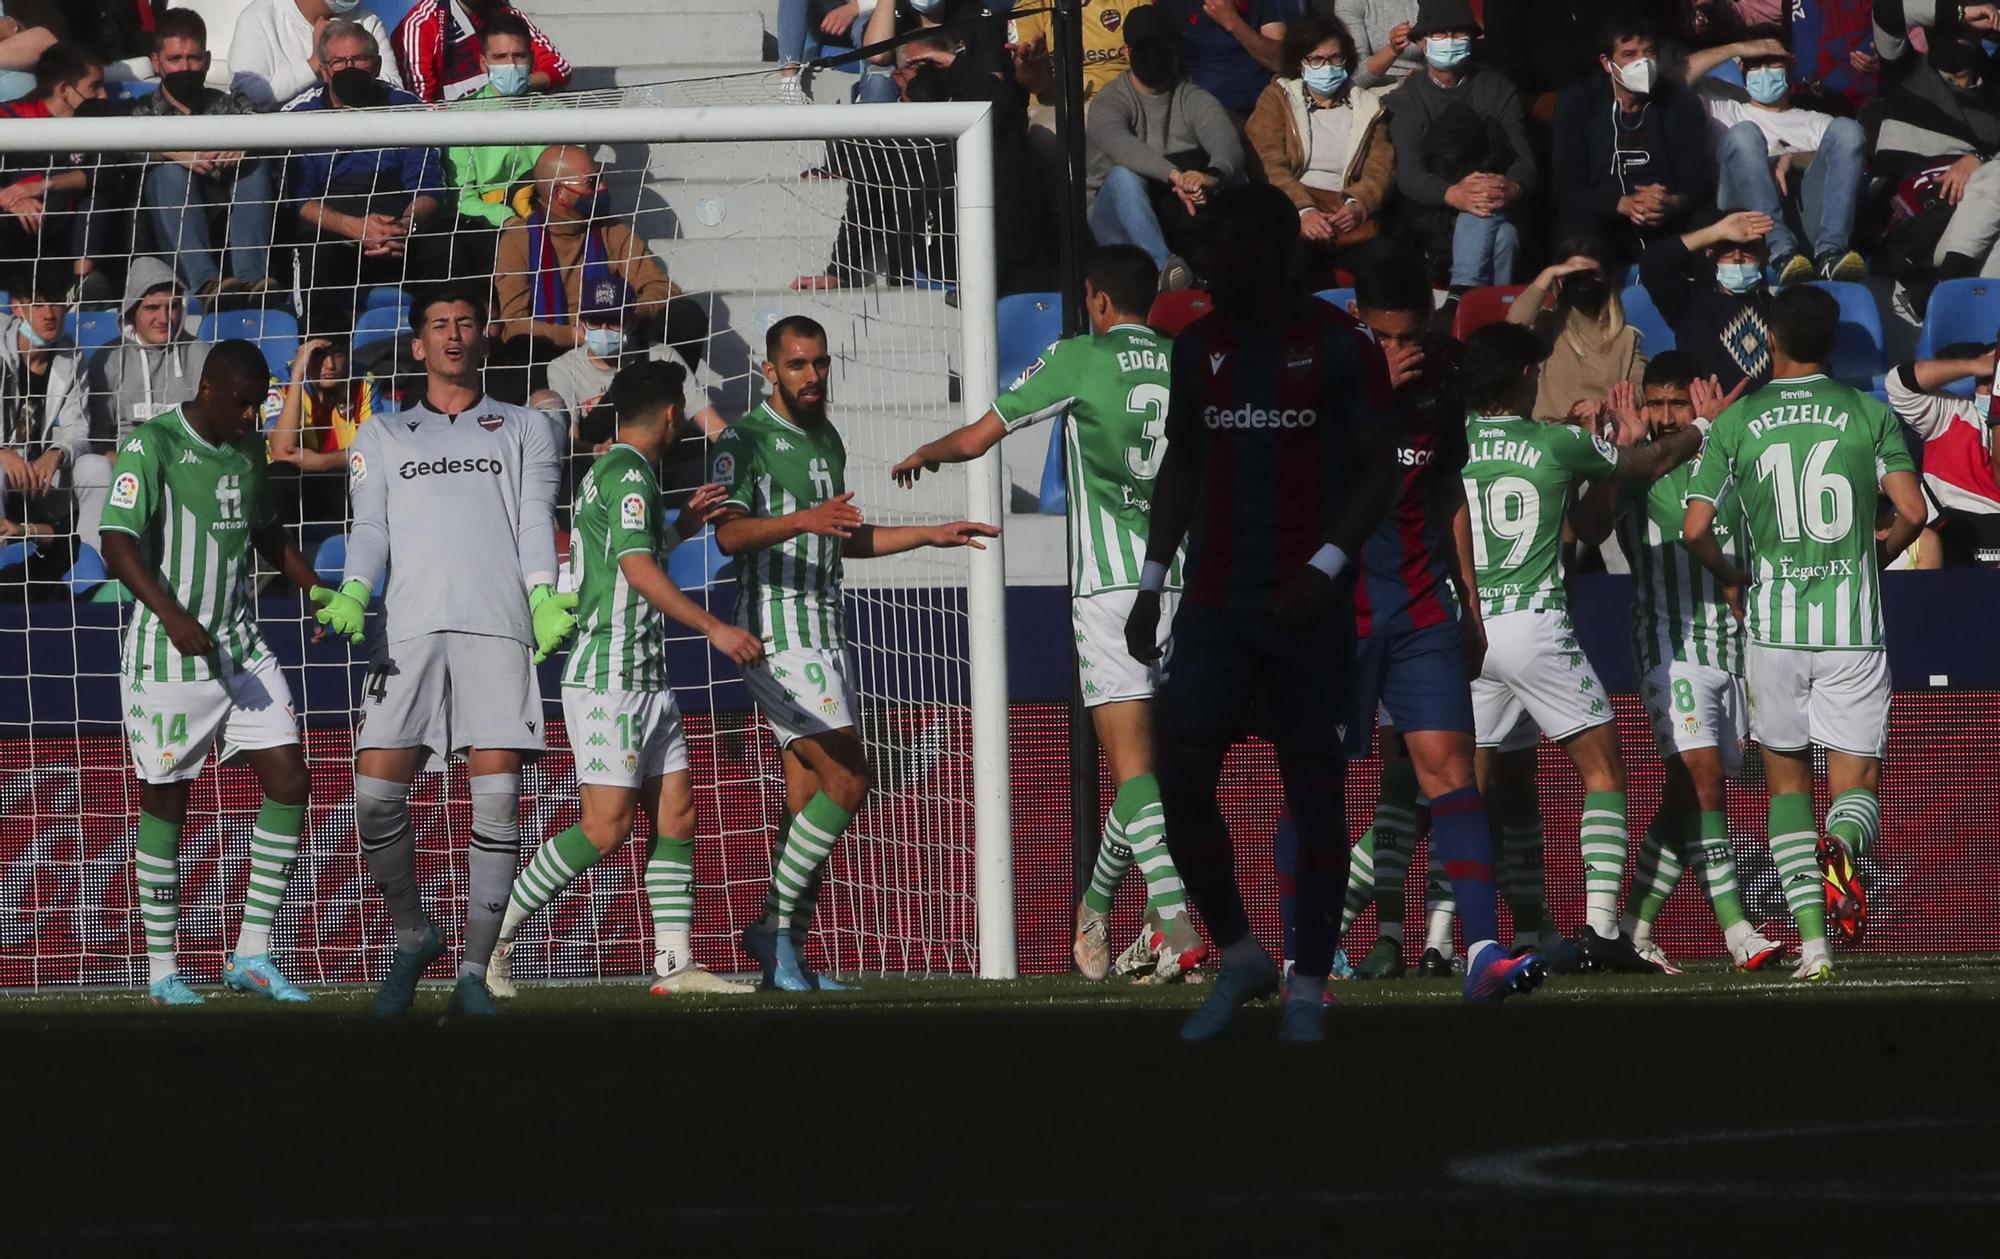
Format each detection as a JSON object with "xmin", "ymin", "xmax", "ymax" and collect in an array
[
  {"xmin": 1692, "ymin": 416, "xmax": 1713, "ymax": 436},
  {"xmin": 1306, "ymin": 544, "xmax": 1350, "ymax": 581},
  {"xmin": 1138, "ymin": 561, "xmax": 1169, "ymax": 594}
]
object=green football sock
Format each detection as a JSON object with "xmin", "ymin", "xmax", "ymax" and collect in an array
[
  {"xmin": 502, "ymin": 823, "xmax": 601, "ymax": 941},
  {"xmin": 1116, "ymin": 775, "xmax": 1185, "ymax": 920},
  {"xmin": 1082, "ymin": 811, "xmax": 1133, "ymax": 916},
  {"xmin": 1340, "ymin": 827, "xmax": 1377, "ymax": 938},
  {"xmin": 1369, "ymin": 760, "xmax": 1421, "ymax": 945},
  {"xmin": 1495, "ymin": 790, "xmax": 1550, "ymax": 946},
  {"xmin": 1579, "ymin": 790, "xmax": 1629, "ymax": 936},
  {"xmin": 235, "ymin": 798, "xmax": 303, "ymax": 958},
  {"xmin": 645, "ymin": 835, "xmax": 696, "ymax": 974},
  {"xmin": 1768, "ymin": 792, "xmax": 1824, "ymax": 943},
  {"xmin": 1693, "ymin": 810, "xmax": 1748, "ymax": 932},
  {"xmin": 771, "ymin": 792, "xmax": 852, "ymax": 927},
  {"xmin": 134, "ymin": 811, "xmax": 182, "ymax": 984},
  {"xmin": 1627, "ymin": 807, "xmax": 1686, "ymax": 930},
  {"xmin": 1826, "ymin": 789, "xmax": 1880, "ymax": 858}
]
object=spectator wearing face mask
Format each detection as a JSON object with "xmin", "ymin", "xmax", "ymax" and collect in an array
[
  {"xmin": 1689, "ymin": 35, "xmax": 1868, "ymax": 287},
  {"xmin": 1638, "ymin": 207, "xmax": 1774, "ymax": 393},
  {"xmin": 0, "ymin": 271, "xmax": 90, "ymax": 564},
  {"xmin": 231, "ymin": 0, "xmax": 405, "ymax": 111},
  {"xmin": 1247, "ymin": 11, "xmax": 1397, "ymax": 281},
  {"xmin": 279, "ymin": 21, "xmax": 446, "ymax": 338},
  {"xmin": 1550, "ymin": 13, "xmax": 1715, "ymax": 267},
  {"xmin": 1087, "ymin": 4, "xmax": 1246, "ymax": 290},
  {"xmin": 1884, "ymin": 341, "xmax": 2000, "ymax": 567},
  {"xmin": 545, "ymin": 280, "xmax": 728, "ymax": 436},
  {"xmin": 1383, "ymin": 0, "xmax": 1536, "ymax": 291},
  {"xmin": 443, "ymin": 10, "xmax": 554, "ymax": 280},
  {"xmin": 1505, "ymin": 234, "xmax": 1647, "ymax": 423},
  {"xmin": 0, "ymin": 41, "xmax": 119, "ymax": 303},
  {"xmin": 393, "ymin": 0, "xmax": 570, "ymax": 104},
  {"xmin": 132, "ymin": 9, "xmax": 278, "ymax": 303}
]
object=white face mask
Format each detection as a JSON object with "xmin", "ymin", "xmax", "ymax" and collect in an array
[
  {"xmin": 584, "ymin": 326, "xmax": 625, "ymax": 360},
  {"xmin": 1611, "ymin": 56, "xmax": 1657, "ymax": 95},
  {"xmin": 1424, "ymin": 35, "xmax": 1471, "ymax": 70},
  {"xmin": 324, "ymin": 0, "xmax": 363, "ymax": 14}
]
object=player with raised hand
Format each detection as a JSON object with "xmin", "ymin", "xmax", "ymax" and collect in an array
[
  {"xmin": 313, "ymin": 283, "xmax": 576, "ymax": 1018},
  {"xmin": 98, "ymin": 341, "xmax": 324, "ymax": 1005},
  {"xmin": 714, "ymin": 315, "xmax": 999, "ymax": 992},
  {"xmin": 1682, "ymin": 285, "xmax": 1924, "ymax": 981},
  {"xmin": 1125, "ymin": 183, "xmax": 1402, "ymax": 1043},
  {"xmin": 890, "ymin": 244, "xmax": 1202, "ymax": 985},
  {"xmin": 486, "ymin": 360, "xmax": 763, "ymax": 998},
  {"xmin": 1570, "ymin": 356, "xmax": 1783, "ymax": 973},
  {"xmin": 1457, "ymin": 323, "xmax": 1705, "ymax": 974}
]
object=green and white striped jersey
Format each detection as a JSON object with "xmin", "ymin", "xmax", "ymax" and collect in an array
[
  {"xmin": 1686, "ymin": 374, "xmax": 1916, "ymax": 650},
  {"xmin": 1462, "ymin": 415, "xmax": 1621, "ymax": 617},
  {"xmin": 562, "ymin": 444, "xmax": 672, "ymax": 692},
  {"xmin": 713, "ymin": 403, "xmax": 847, "ymax": 651},
  {"xmin": 98, "ymin": 406, "xmax": 274, "ymax": 682},
  {"xmin": 1618, "ymin": 457, "xmax": 1746, "ymax": 675},
  {"xmin": 991, "ymin": 324, "xmax": 1183, "ymax": 595}
]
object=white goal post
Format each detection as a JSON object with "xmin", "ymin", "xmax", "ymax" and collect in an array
[{"xmin": 0, "ymin": 100, "xmax": 1015, "ymax": 983}]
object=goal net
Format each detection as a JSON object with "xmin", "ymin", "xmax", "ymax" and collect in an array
[{"xmin": 0, "ymin": 84, "xmax": 1014, "ymax": 989}]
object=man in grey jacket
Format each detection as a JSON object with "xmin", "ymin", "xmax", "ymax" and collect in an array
[
  {"xmin": 0, "ymin": 273, "xmax": 91, "ymax": 561},
  {"xmin": 1383, "ymin": 0, "xmax": 1535, "ymax": 291},
  {"xmin": 1086, "ymin": 4, "xmax": 1245, "ymax": 290}
]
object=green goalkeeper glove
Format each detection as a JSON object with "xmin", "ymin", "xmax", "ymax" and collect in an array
[
  {"xmin": 529, "ymin": 583, "xmax": 578, "ymax": 664},
  {"xmin": 310, "ymin": 579, "xmax": 371, "ymax": 644}
]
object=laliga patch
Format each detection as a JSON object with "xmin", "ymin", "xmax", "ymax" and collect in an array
[
  {"xmin": 620, "ymin": 493, "xmax": 647, "ymax": 530},
  {"xmin": 1591, "ymin": 433, "xmax": 1619, "ymax": 463},
  {"xmin": 712, "ymin": 452, "xmax": 736, "ymax": 482},
  {"xmin": 109, "ymin": 472, "xmax": 140, "ymax": 510},
  {"xmin": 478, "ymin": 413, "xmax": 505, "ymax": 433},
  {"xmin": 349, "ymin": 451, "xmax": 367, "ymax": 484}
]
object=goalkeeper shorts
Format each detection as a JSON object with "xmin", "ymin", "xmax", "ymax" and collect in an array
[
  {"xmin": 743, "ymin": 647, "xmax": 856, "ymax": 749},
  {"xmin": 356, "ymin": 631, "xmax": 545, "ymax": 759},
  {"xmin": 122, "ymin": 652, "xmax": 298, "ymax": 785},
  {"xmin": 561, "ymin": 685, "xmax": 689, "ymax": 787}
]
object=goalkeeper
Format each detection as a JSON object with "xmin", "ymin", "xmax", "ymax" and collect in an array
[
  {"xmin": 486, "ymin": 360, "xmax": 764, "ymax": 997},
  {"xmin": 315, "ymin": 283, "xmax": 576, "ymax": 1018},
  {"xmin": 892, "ymin": 244, "xmax": 1202, "ymax": 985},
  {"xmin": 714, "ymin": 315, "xmax": 998, "ymax": 992}
]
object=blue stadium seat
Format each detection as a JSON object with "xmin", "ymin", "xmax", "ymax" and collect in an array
[
  {"xmin": 63, "ymin": 545, "xmax": 106, "ymax": 594},
  {"xmin": 363, "ymin": 0, "xmax": 421, "ymax": 30},
  {"xmin": 1620, "ymin": 283, "xmax": 1675, "ymax": 354},
  {"xmin": 665, "ymin": 529, "xmax": 734, "ymax": 591},
  {"xmin": 364, "ymin": 285, "xmax": 410, "ymax": 313},
  {"xmin": 0, "ymin": 540, "xmax": 31, "ymax": 572},
  {"xmin": 1036, "ymin": 419, "xmax": 1066, "ymax": 515},
  {"xmin": 352, "ymin": 303, "xmax": 406, "ymax": 355},
  {"xmin": 312, "ymin": 534, "xmax": 347, "ymax": 586},
  {"xmin": 997, "ymin": 292, "xmax": 1063, "ymax": 388},
  {"xmin": 1916, "ymin": 277, "xmax": 2000, "ymax": 361},
  {"xmin": 199, "ymin": 307, "xmax": 300, "ymax": 380},
  {"xmin": 1314, "ymin": 287, "xmax": 1356, "ymax": 313},
  {"xmin": 1807, "ymin": 280, "xmax": 1887, "ymax": 393},
  {"xmin": 65, "ymin": 309, "xmax": 120, "ymax": 354}
]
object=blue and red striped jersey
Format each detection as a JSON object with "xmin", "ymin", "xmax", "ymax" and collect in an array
[
  {"xmin": 1165, "ymin": 298, "xmax": 1396, "ymax": 608},
  {"xmin": 1354, "ymin": 355, "xmax": 1469, "ymax": 638}
]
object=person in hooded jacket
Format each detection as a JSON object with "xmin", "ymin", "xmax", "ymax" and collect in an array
[
  {"xmin": 87, "ymin": 255, "xmax": 214, "ymax": 453},
  {"xmin": 0, "ymin": 269, "xmax": 91, "ymax": 558}
]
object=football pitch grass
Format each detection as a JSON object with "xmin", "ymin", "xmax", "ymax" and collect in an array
[{"xmin": 7, "ymin": 956, "xmax": 1997, "ymax": 1254}]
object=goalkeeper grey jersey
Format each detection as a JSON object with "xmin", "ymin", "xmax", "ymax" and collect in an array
[{"xmin": 341, "ymin": 392, "xmax": 561, "ymax": 647}]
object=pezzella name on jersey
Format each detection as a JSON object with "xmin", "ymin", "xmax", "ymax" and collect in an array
[
  {"xmin": 1202, "ymin": 404, "xmax": 1318, "ymax": 430},
  {"xmin": 399, "ymin": 456, "xmax": 505, "ymax": 479}
]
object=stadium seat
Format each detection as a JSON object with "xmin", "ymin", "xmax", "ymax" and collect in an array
[
  {"xmin": 1808, "ymin": 280, "xmax": 1887, "ymax": 393},
  {"xmin": 63, "ymin": 545, "xmax": 107, "ymax": 595},
  {"xmin": 184, "ymin": 0, "xmax": 256, "ymax": 65},
  {"xmin": 363, "ymin": 285, "xmax": 410, "ymax": 313},
  {"xmin": 1451, "ymin": 285, "xmax": 1531, "ymax": 339},
  {"xmin": 1313, "ymin": 287, "xmax": 1356, "ymax": 314},
  {"xmin": 1148, "ymin": 289, "xmax": 1212, "ymax": 336},
  {"xmin": 364, "ymin": 0, "xmax": 422, "ymax": 31},
  {"xmin": 665, "ymin": 529, "xmax": 734, "ymax": 591},
  {"xmin": 0, "ymin": 540, "xmax": 31, "ymax": 572},
  {"xmin": 997, "ymin": 292, "xmax": 1063, "ymax": 388},
  {"xmin": 312, "ymin": 534, "xmax": 347, "ymax": 586},
  {"xmin": 1916, "ymin": 277, "xmax": 2000, "ymax": 361},
  {"xmin": 65, "ymin": 310, "xmax": 120, "ymax": 354},
  {"xmin": 199, "ymin": 307, "xmax": 300, "ymax": 380},
  {"xmin": 1037, "ymin": 419, "xmax": 1066, "ymax": 515},
  {"xmin": 1619, "ymin": 283, "xmax": 1675, "ymax": 353},
  {"xmin": 352, "ymin": 304, "xmax": 407, "ymax": 355}
]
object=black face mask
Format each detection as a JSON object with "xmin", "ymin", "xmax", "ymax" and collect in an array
[
  {"xmin": 1930, "ymin": 38, "xmax": 1986, "ymax": 79},
  {"xmin": 1130, "ymin": 43, "xmax": 1178, "ymax": 90},
  {"xmin": 330, "ymin": 67, "xmax": 382, "ymax": 107},
  {"xmin": 161, "ymin": 69, "xmax": 208, "ymax": 108},
  {"xmin": 1563, "ymin": 273, "xmax": 1609, "ymax": 316}
]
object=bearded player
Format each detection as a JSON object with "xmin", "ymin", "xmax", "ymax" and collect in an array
[
  {"xmin": 714, "ymin": 315, "xmax": 999, "ymax": 992},
  {"xmin": 100, "ymin": 342, "xmax": 326, "ymax": 1005},
  {"xmin": 890, "ymin": 244, "xmax": 1202, "ymax": 985},
  {"xmin": 313, "ymin": 283, "xmax": 578, "ymax": 1017}
]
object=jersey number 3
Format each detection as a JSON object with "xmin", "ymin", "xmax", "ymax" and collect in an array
[{"xmin": 1124, "ymin": 384, "xmax": 1168, "ymax": 481}]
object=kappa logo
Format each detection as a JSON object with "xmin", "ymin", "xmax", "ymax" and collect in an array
[
  {"xmin": 124, "ymin": 438, "xmax": 144, "ymax": 454},
  {"xmin": 622, "ymin": 469, "xmax": 646, "ymax": 483},
  {"xmin": 774, "ymin": 438, "xmax": 794, "ymax": 452},
  {"xmin": 1208, "ymin": 352, "xmax": 1227, "ymax": 374},
  {"xmin": 180, "ymin": 451, "xmax": 198, "ymax": 464},
  {"xmin": 588, "ymin": 707, "xmax": 608, "ymax": 721},
  {"xmin": 127, "ymin": 705, "xmax": 143, "ymax": 718},
  {"xmin": 586, "ymin": 732, "xmax": 609, "ymax": 747},
  {"xmin": 477, "ymin": 414, "xmax": 505, "ymax": 433},
  {"xmin": 586, "ymin": 758, "xmax": 608, "ymax": 773}
]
